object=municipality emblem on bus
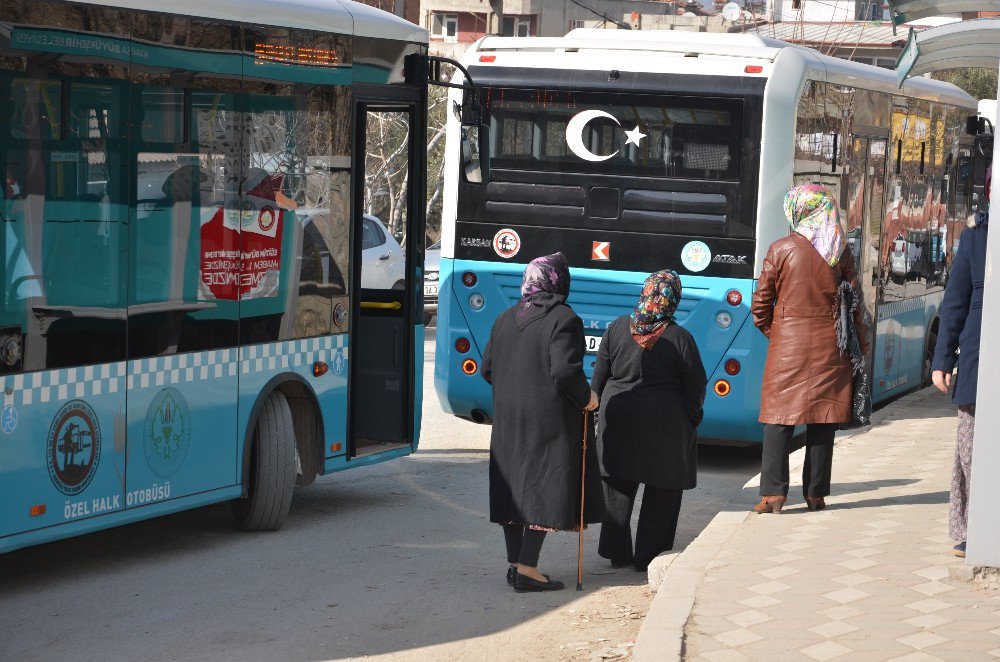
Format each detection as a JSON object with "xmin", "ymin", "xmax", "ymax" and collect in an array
[
  {"xmin": 681, "ymin": 241, "xmax": 712, "ymax": 273},
  {"xmin": 47, "ymin": 400, "xmax": 101, "ymax": 496},
  {"xmin": 144, "ymin": 388, "xmax": 192, "ymax": 478}
]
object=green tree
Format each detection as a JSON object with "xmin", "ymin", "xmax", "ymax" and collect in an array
[{"xmin": 932, "ymin": 68, "xmax": 998, "ymax": 101}]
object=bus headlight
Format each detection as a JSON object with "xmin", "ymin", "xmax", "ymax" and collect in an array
[
  {"xmin": 716, "ymin": 311, "xmax": 732, "ymax": 329},
  {"xmin": 469, "ymin": 293, "xmax": 485, "ymax": 310}
]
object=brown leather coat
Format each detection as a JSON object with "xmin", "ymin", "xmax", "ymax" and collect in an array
[{"xmin": 752, "ymin": 234, "xmax": 870, "ymax": 426}]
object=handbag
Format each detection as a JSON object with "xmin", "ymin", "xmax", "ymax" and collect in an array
[{"xmin": 836, "ymin": 281, "xmax": 872, "ymax": 429}]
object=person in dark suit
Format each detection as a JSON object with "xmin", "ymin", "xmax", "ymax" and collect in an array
[
  {"xmin": 591, "ymin": 270, "xmax": 707, "ymax": 572},
  {"xmin": 482, "ymin": 252, "xmax": 603, "ymax": 592},
  {"xmin": 932, "ymin": 165, "xmax": 990, "ymax": 558}
]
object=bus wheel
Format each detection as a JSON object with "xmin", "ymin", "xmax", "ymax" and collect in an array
[
  {"xmin": 922, "ymin": 326, "xmax": 938, "ymax": 387},
  {"xmin": 232, "ymin": 391, "xmax": 296, "ymax": 531}
]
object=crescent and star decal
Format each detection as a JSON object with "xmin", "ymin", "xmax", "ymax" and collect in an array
[{"xmin": 565, "ymin": 110, "xmax": 646, "ymax": 162}]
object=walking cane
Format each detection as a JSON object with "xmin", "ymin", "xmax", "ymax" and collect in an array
[{"xmin": 577, "ymin": 410, "xmax": 589, "ymax": 592}]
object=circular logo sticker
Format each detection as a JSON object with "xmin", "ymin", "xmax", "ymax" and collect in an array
[
  {"xmin": 143, "ymin": 388, "xmax": 192, "ymax": 479},
  {"xmin": 1, "ymin": 404, "xmax": 17, "ymax": 435},
  {"xmin": 681, "ymin": 241, "xmax": 712, "ymax": 273},
  {"xmin": 492, "ymin": 228, "xmax": 521, "ymax": 259},
  {"xmin": 47, "ymin": 400, "xmax": 101, "ymax": 495},
  {"xmin": 258, "ymin": 205, "xmax": 276, "ymax": 232}
]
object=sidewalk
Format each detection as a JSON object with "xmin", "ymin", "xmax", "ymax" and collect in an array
[{"xmin": 635, "ymin": 388, "xmax": 1000, "ymax": 661}]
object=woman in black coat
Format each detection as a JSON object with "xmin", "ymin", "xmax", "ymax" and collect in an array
[
  {"xmin": 482, "ymin": 252, "xmax": 603, "ymax": 593},
  {"xmin": 591, "ymin": 270, "xmax": 707, "ymax": 572}
]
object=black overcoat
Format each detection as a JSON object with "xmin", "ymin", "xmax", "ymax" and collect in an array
[
  {"xmin": 482, "ymin": 294, "xmax": 605, "ymax": 530},
  {"xmin": 932, "ymin": 222, "xmax": 986, "ymax": 406},
  {"xmin": 590, "ymin": 317, "xmax": 707, "ymax": 490}
]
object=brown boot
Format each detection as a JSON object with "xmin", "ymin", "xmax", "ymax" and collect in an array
[
  {"xmin": 805, "ymin": 497, "xmax": 826, "ymax": 512},
  {"xmin": 753, "ymin": 496, "xmax": 787, "ymax": 514}
]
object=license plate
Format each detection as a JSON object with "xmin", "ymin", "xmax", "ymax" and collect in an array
[
  {"xmin": 424, "ymin": 284, "xmax": 438, "ymax": 296},
  {"xmin": 585, "ymin": 335, "xmax": 602, "ymax": 353}
]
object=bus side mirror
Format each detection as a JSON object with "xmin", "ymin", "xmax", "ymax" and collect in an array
[
  {"xmin": 461, "ymin": 121, "xmax": 490, "ymax": 184},
  {"xmin": 966, "ymin": 115, "xmax": 988, "ymax": 136}
]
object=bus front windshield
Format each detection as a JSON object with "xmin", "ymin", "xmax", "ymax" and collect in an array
[{"xmin": 484, "ymin": 88, "xmax": 743, "ymax": 181}]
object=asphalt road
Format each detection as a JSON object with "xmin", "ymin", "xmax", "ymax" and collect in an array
[{"xmin": 0, "ymin": 335, "xmax": 761, "ymax": 662}]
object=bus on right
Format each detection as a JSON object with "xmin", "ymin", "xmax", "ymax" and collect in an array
[{"xmin": 434, "ymin": 29, "xmax": 989, "ymax": 444}]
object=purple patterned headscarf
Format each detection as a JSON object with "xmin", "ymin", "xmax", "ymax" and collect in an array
[{"xmin": 516, "ymin": 252, "xmax": 570, "ymax": 317}]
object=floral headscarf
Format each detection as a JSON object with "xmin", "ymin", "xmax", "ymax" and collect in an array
[
  {"xmin": 629, "ymin": 270, "xmax": 682, "ymax": 350},
  {"xmin": 784, "ymin": 184, "xmax": 846, "ymax": 267},
  {"xmin": 516, "ymin": 252, "xmax": 570, "ymax": 318}
]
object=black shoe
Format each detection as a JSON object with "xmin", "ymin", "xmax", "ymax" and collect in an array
[
  {"xmin": 514, "ymin": 572, "xmax": 565, "ymax": 592},
  {"xmin": 507, "ymin": 566, "xmax": 516, "ymax": 586},
  {"xmin": 610, "ymin": 557, "xmax": 634, "ymax": 569},
  {"xmin": 954, "ymin": 541, "xmax": 967, "ymax": 558}
]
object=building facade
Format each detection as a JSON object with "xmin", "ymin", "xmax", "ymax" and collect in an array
[
  {"xmin": 355, "ymin": 0, "xmax": 421, "ymax": 25},
  {"xmin": 421, "ymin": 0, "xmax": 677, "ymax": 57}
]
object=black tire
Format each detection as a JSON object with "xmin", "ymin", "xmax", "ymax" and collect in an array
[
  {"xmin": 391, "ymin": 279, "xmax": 406, "ymax": 290},
  {"xmin": 232, "ymin": 391, "xmax": 296, "ymax": 531},
  {"xmin": 922, "ymin": 327, "xmax": 938, "ymax": 387}
]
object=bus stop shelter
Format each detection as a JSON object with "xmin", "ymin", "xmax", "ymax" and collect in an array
[{"xmin": 892, "ymin": 4, "xmax": 1000, "ymax": 569}]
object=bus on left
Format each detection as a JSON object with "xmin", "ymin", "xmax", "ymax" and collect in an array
[{"xmin": 0, "ymin": 0, "xmax": 431, "ymax": 554}]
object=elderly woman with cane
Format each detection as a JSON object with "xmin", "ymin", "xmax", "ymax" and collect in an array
[
  {"xmin": 591, "ymin": 270, "xmax": 707, "ymax": 572},
  {"xmin": 751, "ymin": 184, "xmax": 869, "ymax": 513},
  {"xmin": 482, "ymin": 252, "xmax": 604, "ymax": 592}
]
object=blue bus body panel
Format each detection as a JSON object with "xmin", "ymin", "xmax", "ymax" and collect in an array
[
  {"xmin": 872, "ymin": 293, "xmax": 940, "ymax": 403},
  {"xmin": 0, "ymin": 486, "xmax": 242, "ymax": 555},
  {"xmin": 0, "ymin": 335, "xmax": 363, "ymax": 551},
  {"xmin": 435, "ymin": 257, "xmax": 766, "ymax": 442}
]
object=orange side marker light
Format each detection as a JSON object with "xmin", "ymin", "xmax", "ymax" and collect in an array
[
  {"xmin": 30, "ymin": 504, "xmax": 46, "ymax": 517},
  {"xmin": 462, "ymin": 359, "xmax": 478, "ymax": 375},
  {"xmin": 313, "ymin": 361, "xmax": 329, "ymax": 377},
  {"xmin": 714, "ymin": 379, "xmax": 731, "ymax": 397}
]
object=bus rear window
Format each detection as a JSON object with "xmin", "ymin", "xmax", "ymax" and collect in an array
[{"xmin": 485, "ymin": 88, "xmax": 742, "ymax": 181}]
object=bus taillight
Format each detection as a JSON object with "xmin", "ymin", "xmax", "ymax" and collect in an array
[
  {"xmin": 725, "ymin": 359, "xmax": 741, "ymax": 376},
  {"xmin": 726, "ymin": 290, "xmax": 742, "ymax": 306},
  {"xmin": 455, "ymin": 338, "xmax": 471, "ymax": 353},
  {"xmin": 462, "ymin": 359, "xmax": 478, "ymax": 375},
  {"xmin": 745, "ymin": 65, "xmax": 763, "ymax": 74},
  {"xmin": 462, "ymin": 272, "xmax": 477, "ymax": 287},
  {"xmin": 714, "ymin": 380, "xmax": 731, "ymax": 396}
]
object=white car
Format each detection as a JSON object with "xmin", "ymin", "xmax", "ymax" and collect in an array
[
  {"xmin": 424, "ymin": 240, "xmax": 440, "ymax": 324},
  {"xmin": 360, "ymin": 214, "xmax": 406, "ymax": 290}
]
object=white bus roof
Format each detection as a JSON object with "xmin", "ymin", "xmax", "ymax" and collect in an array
[
  {"xmin": 468, "ymin": 29, "xmax": 975, "ymax": 108},
  {"xmin": 69, "ymin": 0, "xmax": 428, "ymax": 44}
]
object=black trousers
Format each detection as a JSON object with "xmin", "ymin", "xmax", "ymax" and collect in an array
[
  {"xmin": 598, "ymin": 477, "xmax": 683, "ymax": 572},
  {"xmin": 761, "ymin": 423, "xmax": 837, "ymax": 498},
  {"xmin": 502, "ymin": 525, "xmax": 547, "ymax": 567}
]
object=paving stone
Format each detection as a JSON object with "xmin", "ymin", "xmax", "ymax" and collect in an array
[
  {"xmin": 896, "ymin": 631, "xmax": 950, "ymax": 650},
  {"xmin": 714, "ymin": 627, "xmax": 763, "ymax": 647},
  {"xmin": 800, "ymin": 640, "xmax": 853, "ymax": 660},
  {"xmin": 903, "ymin": 614, "xmax": 953, "ymax": 629},
  {"xmin": 808, "ymin": 621, "xmax": 859, "ymax": 638},
  {"xmin": 726, "ymin": 609, "xmax": 774, "ymax": 628},
  {"xmin": 737, "ymin": 595, "xmax": 782, "ymax": 609}
]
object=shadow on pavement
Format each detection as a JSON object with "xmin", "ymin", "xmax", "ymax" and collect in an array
[{"xmin": 0, "ymin": 455, "xmax": 641, "ymax": 661}]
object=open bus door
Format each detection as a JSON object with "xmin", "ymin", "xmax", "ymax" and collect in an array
[{"xmin": 349, "ymin": 101, "xmax": 423, "ymax": 459}]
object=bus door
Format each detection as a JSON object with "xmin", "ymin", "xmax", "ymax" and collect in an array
[
  {"xmin": 848, "ymin": 137, "xmax": 888, "ymax": 387},
  {"xmin": 350, "ymin": 103, "xmax": 421, "ymax": 458}
]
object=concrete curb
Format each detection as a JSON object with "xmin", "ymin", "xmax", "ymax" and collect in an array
[{"xmin": 632, "ymin": 386, "xmax": 941, "ymax": 661}]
